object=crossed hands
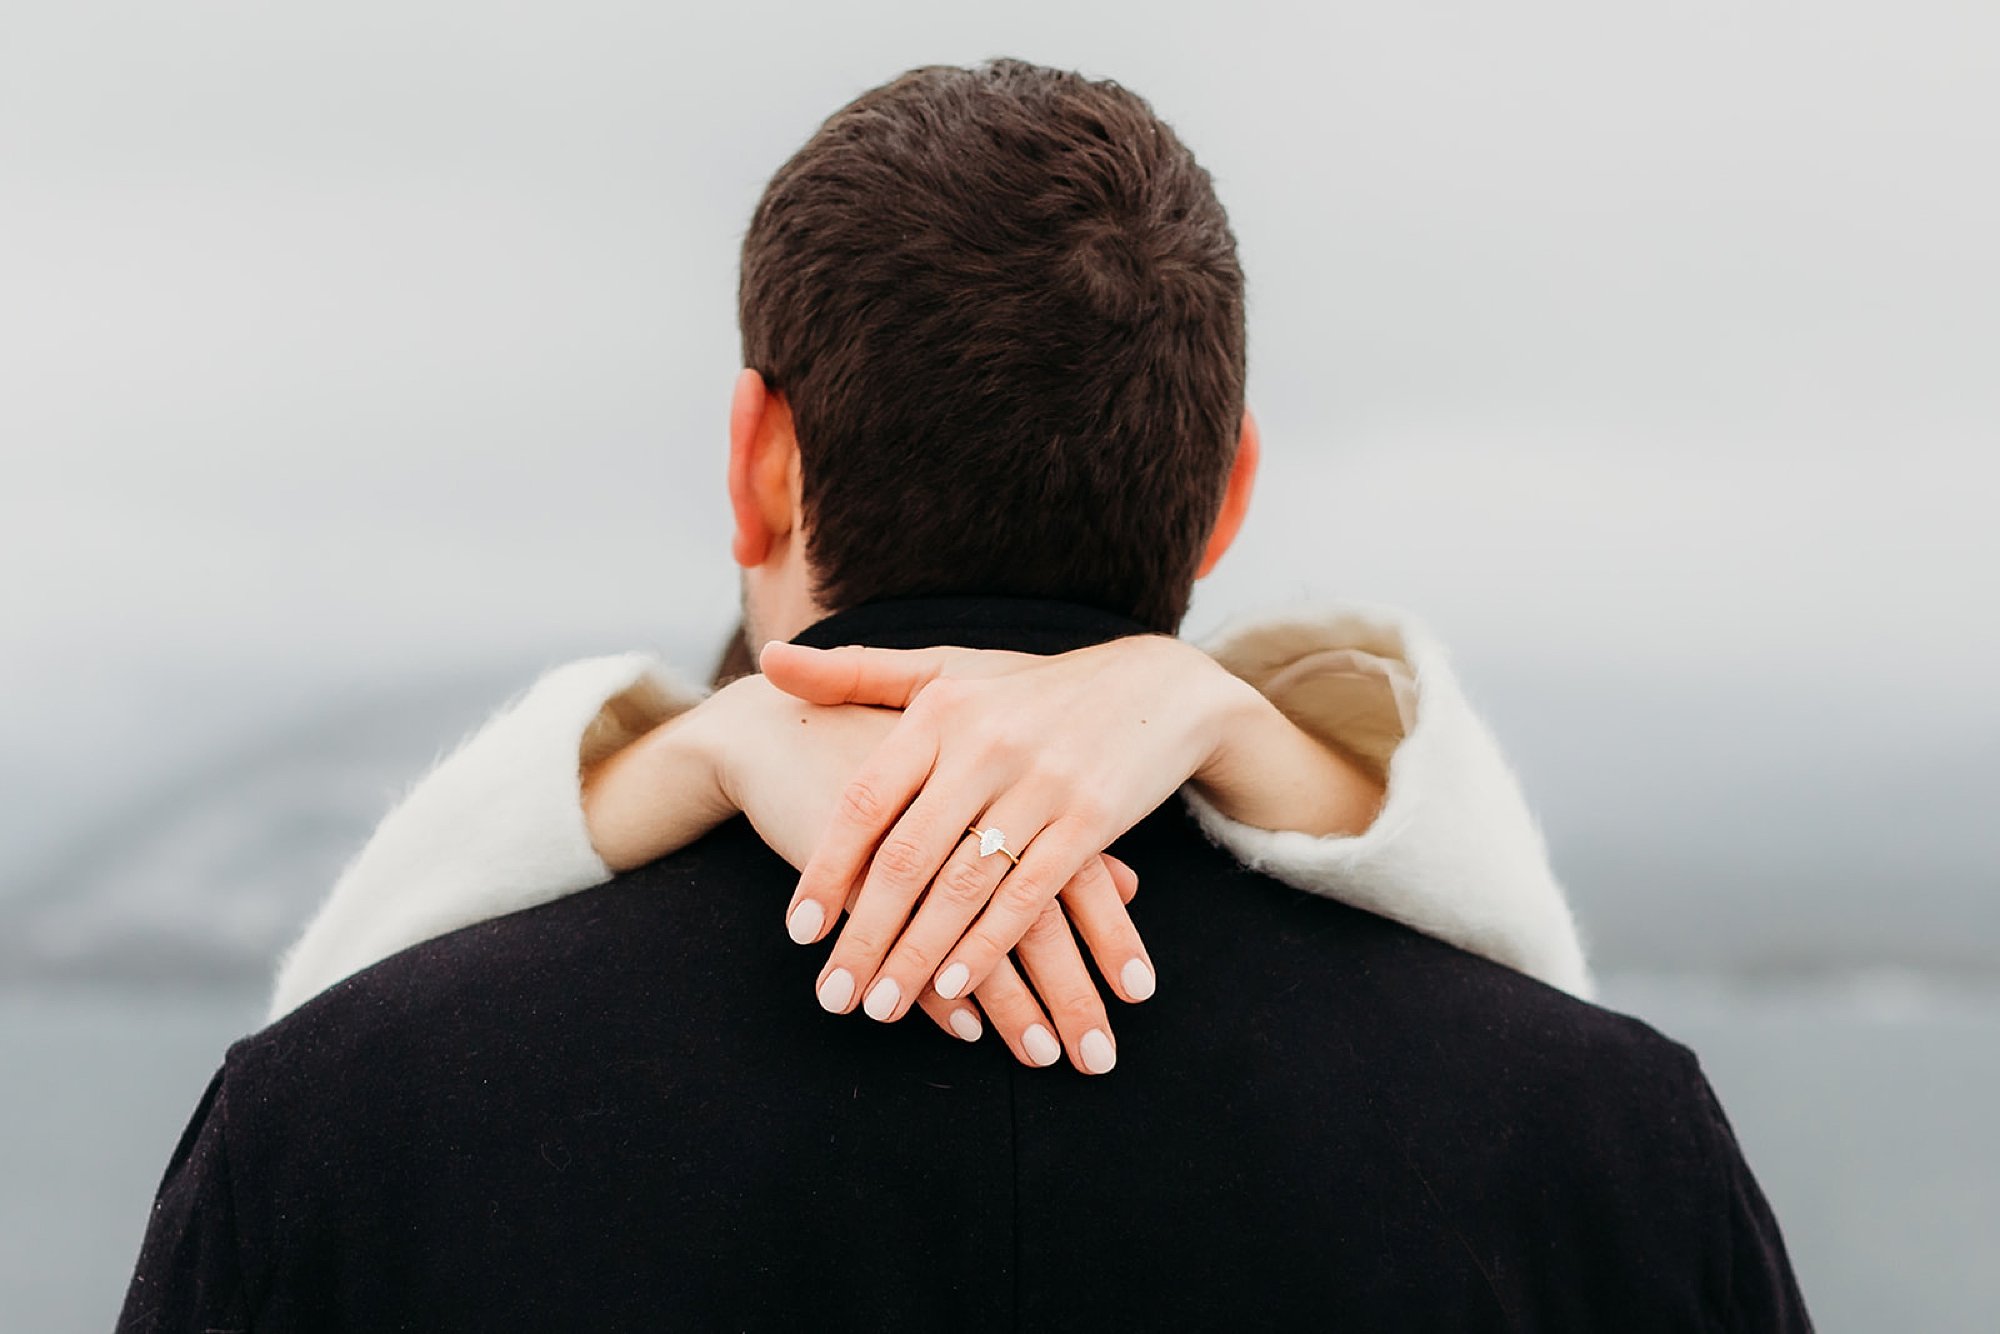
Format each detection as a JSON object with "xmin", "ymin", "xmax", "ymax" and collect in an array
[{"xmin": 659, "ymin": 635, "xmax": 1263, "ymax": 1076}]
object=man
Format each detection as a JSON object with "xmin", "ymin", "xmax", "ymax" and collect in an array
[{"xmin": 120, "ymin": 59, "xmax": 1809, "ymax": 1330}]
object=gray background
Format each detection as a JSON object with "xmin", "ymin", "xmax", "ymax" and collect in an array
[{"xmin": 3, "ymin": 2, "xmax": 1994, "ymax": 1328}]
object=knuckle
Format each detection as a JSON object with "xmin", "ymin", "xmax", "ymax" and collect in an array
[
  {"xmin": 1000, "ymin": 874, "xmax": 1055, "ymax": 918},
  {"xmin": 954, "ymin": 939, "xmax": 1004, "ymax": 976},
  {"xmin": 1019, "ymin": 905, "xmax": 1069, "ymax": 947},
  {"xmin": 839, "ymin": 780, "xmax": 886, "ymax": 826},
  {"xmin": 888, "ymin": 940, "xmax": 934, "ymax": 976},
  {"xmin": 873, "ymin": 836, "xmax": 929, "ymax": 883},
  {"xmin": 836, "ymin": 930, "xmax": 883, "ymax": 961},
  {"xmin": 935, "ymin": 858, "xmax": 992, "ymax": 904},
  {"xmin": 1051, "ymin": 983, "xmax": 1103, "ymax": 1019}
]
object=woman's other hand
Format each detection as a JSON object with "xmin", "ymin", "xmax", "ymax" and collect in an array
[
  {"xmin": 912, "ymin": 853, "xmax": 1140, "ymax": 1074},
  {"xmin": 760, "ymin": 633, "xmax": 1384, "ymax": 1069},
  {"xmin": 593, "ymin": 672, "xmax": 1144, "ymax": 1074},
  {"xmin": 758, "ymin": 637, "xmax": 1251, "ymax": 1044}
]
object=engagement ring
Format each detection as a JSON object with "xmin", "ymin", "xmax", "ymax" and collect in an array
[{"xmin": 967, "ymin": 826, "xmax": 1020, "ymax": 868}]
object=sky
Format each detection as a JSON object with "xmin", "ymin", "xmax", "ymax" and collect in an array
[{"xmin": 2, "ymin": 0, "xmax": 1995, "ymax": 977}]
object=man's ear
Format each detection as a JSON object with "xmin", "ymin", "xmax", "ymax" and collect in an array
[
  {"xmin": 1196, "ymin": 407, "xmax": 1261, "ymax": 579},
  {"xmin": 727, "ymin": 368, "xmax": 802, "ymax": 568}
]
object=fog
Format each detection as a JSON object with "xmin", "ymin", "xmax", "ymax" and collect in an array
[
  {"xmin": 2, "ymin": 3, "xmax": 1996, "ymax": 1325},
  {"xmin": 5, "ymin": 0, "xmax": 1994, "ymax": 977}
]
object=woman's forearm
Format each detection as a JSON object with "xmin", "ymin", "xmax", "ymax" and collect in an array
[
  {"xmin": 268, "ymin": 653, "xmax": 703, "ymax": 1021},
  {"xmin": 581, "ymin": 634, "xmax": 1383, "ymax": 874},
  {"xmin": 1188, "ymin": 605, "xmax": 1591, "ymax": 997},
  {"xmin": 1189, "ymin": 679, "xmax": 1386, "ymax": 837},
  {"xmin": 581, "ymin": 704, "xmax": 739, "ymax": 872}
]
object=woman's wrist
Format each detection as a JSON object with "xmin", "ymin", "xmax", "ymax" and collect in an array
[
  {"xmin": 1190, "ymin": 672, "xmax": 1385, "ymax": 838},
  {"xmin": 580, "ymin": 692, "xmax": 738, "ymax": 872}
]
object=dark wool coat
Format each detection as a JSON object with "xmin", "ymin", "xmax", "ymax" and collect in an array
[{"xmin": 119, "ymin": 596, "xmax": 1811, "ymax": 1332}]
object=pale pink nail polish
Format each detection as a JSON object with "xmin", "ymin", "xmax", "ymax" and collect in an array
[
  {"xmin": 863, "ymin": 977, "xmax": 901, "ymax": 1021},
  {"xmin": 817, "ymin": 968, "xmax": 854, "ymax": 1013},
  {"xmin": 787, "ymin": 900, "xmax": 825, "ymax": 944}
]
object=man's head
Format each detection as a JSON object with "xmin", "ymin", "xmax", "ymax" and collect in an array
[{"xmin": 726, "ymin": 58, "xmax": 1258, "ymax": 648}]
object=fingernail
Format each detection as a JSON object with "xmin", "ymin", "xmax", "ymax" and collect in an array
[
  {"xmin": 817, "ymin": 968, "xmax": 854, "ymax": 1013},
  {"xmin": 948, "ymin": 1009, "xmax": 983, "ymax": 1042},
  {"xmin": 863, "ymin": 977, "xmax": 901, "ymax": 1021},
  {"xmin": 1120, "ymin": 957, "xmax": 1156, "ymax": 1001},
  {"xmin": 935, "ymin": 962, "xmax": 970, "ymax": 999},
  {"xmin": 1023, "ymin": 1025, "xmax": 1062, "ymax": 1067},
  {"xmin": 1080, "ymin": 1028, "xmax": 1117, "ymax": 1074},
  {"xmin": 787, "ymin": 900, "xmax": 825, "ymax": 944}
]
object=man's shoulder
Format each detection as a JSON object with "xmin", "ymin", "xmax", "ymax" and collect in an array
[
  {"xmin": 1184, "ymin": 846, "xmax": 1711, "ymax": 1145},
  {"xmin": 1156, "ymin": 817, "xmax": 1695, "ymax": 1094},
  {"xmin": 1330, "ymin": 919, "xmax": 1722, "ymax": 1185},
  {"xmin": 229, "ymin": 819, "xmax": 789, "ymax": 1107},
  {"xmin": 1384, "ymin": 920, "xmax": 1695, "ymax": 1077},
  {"xmin": 224, "ymin": 896, "xmax": 600, "ymax": 1119}
]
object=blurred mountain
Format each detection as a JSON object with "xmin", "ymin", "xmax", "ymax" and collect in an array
[
  {"xmin": 2, "ymin": 660, "xmax": 1993, "ymax": 989},
  {"xmin": 0, "ymin": 670, "xmax": 524, "ymax": 987}
]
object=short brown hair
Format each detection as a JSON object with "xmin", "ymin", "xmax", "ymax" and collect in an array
[{"xmin": 739, "ymin": 59, "xmax": 1246, "ymax": 633}]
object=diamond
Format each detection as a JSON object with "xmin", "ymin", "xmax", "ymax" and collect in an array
[{"xmin": 978, "ymin": 828, "xmax": 1008, "ymax": 858}]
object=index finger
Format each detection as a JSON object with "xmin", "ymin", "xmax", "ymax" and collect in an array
[{"xmin": 785, "ymin": 710, "xmax": 940, "ymax": 944}]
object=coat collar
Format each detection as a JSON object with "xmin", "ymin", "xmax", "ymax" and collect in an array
[{"xmin": 790, "ymin": 596, "xmax": 1153, "ymax": 656}]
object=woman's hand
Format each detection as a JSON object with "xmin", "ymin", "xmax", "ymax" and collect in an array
[
  {"xmin": 583, "ymin": 672, "xmax": 1146, "ymax": 1073},
  {"xmin": 759, "ymin": 634, "xmax": 1386, "ymax": 1052}
]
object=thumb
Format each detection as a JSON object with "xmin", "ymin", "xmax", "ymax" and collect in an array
[{"xmin": 758, "ymin": 641, "xmax": 952, "ymax": 708}]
